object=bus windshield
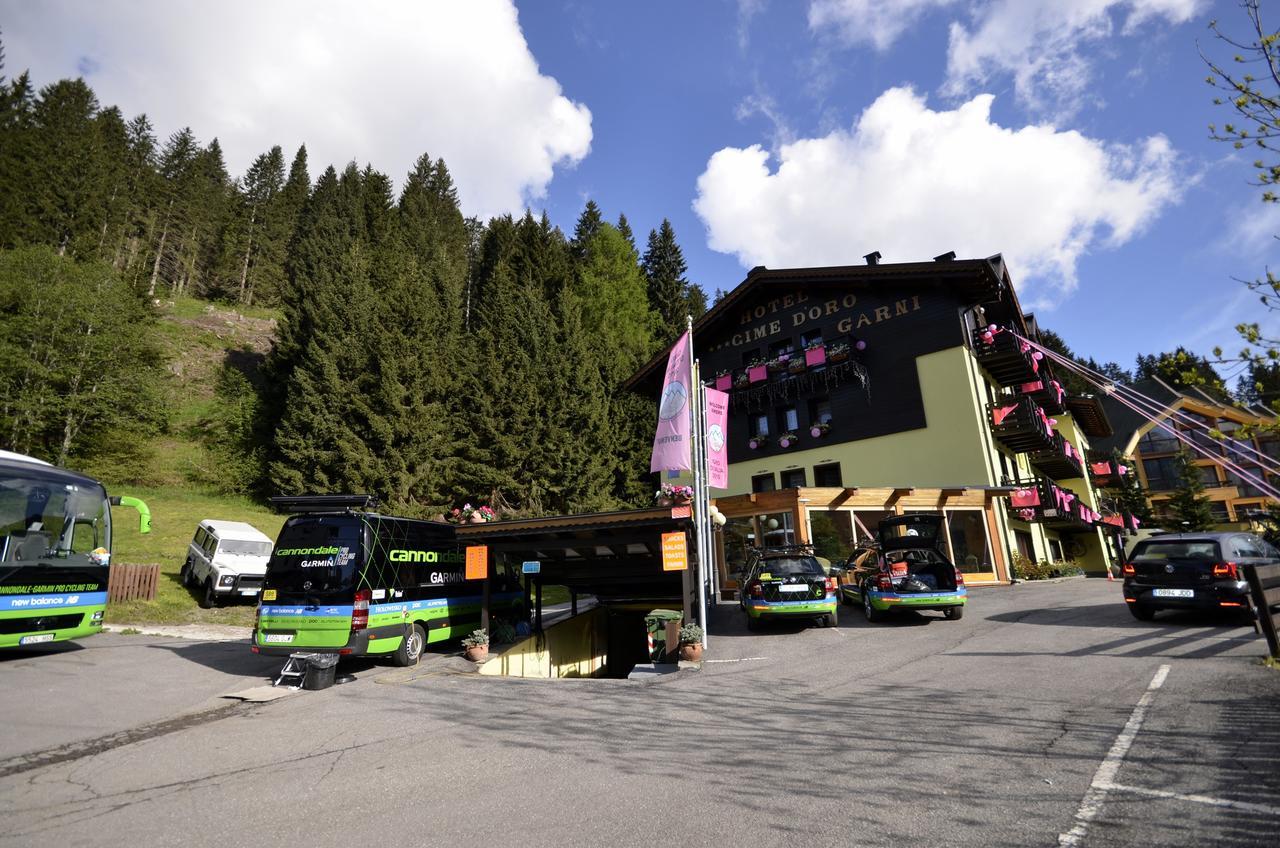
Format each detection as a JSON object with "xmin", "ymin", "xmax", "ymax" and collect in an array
[
  {"xmin": 0, "ymin": 467, "xmax": 111, "ymax": 569},
  {"xmin": 266, "ymin": 516, "xmax": 363, "ymax": 601}
]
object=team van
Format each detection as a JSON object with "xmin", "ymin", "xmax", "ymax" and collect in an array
[{"xmin": 252, "ymin": 496, "xmax": 521, "ymax": 666}]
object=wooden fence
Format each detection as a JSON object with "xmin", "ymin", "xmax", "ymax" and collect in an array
[
  {"xmin": 1245, "ymin": 563, "xmax": 1280, "ymax": 660},
  {"xmin": 108, "ymin": 563, "xmax": 160, "ymax": 603}
]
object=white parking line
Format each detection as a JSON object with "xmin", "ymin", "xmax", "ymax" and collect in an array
[
  {"xmin": 703, "ymin": 657, "xmax": 769, "ymax": 663},
  {"xmin": 1102, "ymin": 783, "xmax": 1280, "ymax": 817},
  {"xmin": 1059, "ymin": 664, "xmax": 1171, "ymax": 847}
]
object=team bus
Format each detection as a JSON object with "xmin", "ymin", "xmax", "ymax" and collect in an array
[
  {"xmin": 252, "ymin": 495, "xmax": 522, "ymax": 666},
  {"xmin": 1, "ymin": 450, "xmax": 151, "ymax": 649}
]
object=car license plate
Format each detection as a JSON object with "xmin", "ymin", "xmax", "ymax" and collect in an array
[
  {"xmin": 240, "ymin": 589, "xmax": 259, "ymax": 596},
  {"xmin": 19, "ymin": 634, "xmax": 55, "ymax": 645},
  {"xmin": 262, "ymin": 633, "xmax": 293, "ymax": 643},
  {"xmin": 779, "ymin": 584, "xmax": 809, "ymax": 593},
  {"xmin": 1152, "ymin": 588, "xmax": 1194, "ymax": 598}
]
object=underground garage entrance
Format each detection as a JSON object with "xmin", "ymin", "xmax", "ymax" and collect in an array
[{"xmin": 456, "ymin": 507, "xmax": 697, "ymax": 678}]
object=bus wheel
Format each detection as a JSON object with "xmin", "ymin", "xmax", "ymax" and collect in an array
[{"xmin": 393, "ymin": 623, "xmax": 425, "ymax": 667}]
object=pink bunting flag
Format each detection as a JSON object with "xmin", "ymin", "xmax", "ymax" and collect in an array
[
  {"xmin": 704, "ymin": 388, "xmax": 730, "ymax": 489},
  {"xmin": 650, "ymin": 331, "xmax": 692, "ymax": 472}
]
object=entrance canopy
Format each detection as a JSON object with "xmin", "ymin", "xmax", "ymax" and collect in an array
[{"xmin": 456, "ymin": 507, "xmax": 693, "ymax": 607}]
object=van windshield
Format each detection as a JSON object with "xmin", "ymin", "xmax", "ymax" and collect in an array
[
  {"xmin": 265, "ymin": 516, "xmax": 362, "ymax": 601},
  {"xmin": 219, "ymin": 539, "xmax": 272, "ymax": 556}
]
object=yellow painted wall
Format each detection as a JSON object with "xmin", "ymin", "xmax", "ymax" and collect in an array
[
  {"xmin": 478, "ymin": 607, "xmax": 608, "ymax": 679},
  {"xmin": 727, "ymin": 346, "xmax": 996, "ymax": 490}
]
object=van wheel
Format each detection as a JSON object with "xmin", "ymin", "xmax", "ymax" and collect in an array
[
  {"xmin": 393, "ymin": 623, "xmax": 425, "ymax": 667},
  {"xmin": 199, "ymin": 580, "xmax": 218, "ymax": 609},
  {"xmin": 944, "ymin": 605, "xmax": 964, "ymax": 620},
  {"xmin": 180, "ymin": 559, "xmax": 192, "ymax": 587}
]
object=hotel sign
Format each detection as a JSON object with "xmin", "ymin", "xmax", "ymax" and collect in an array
[{"xmin": 718, "ymin": 291, "xmax": 923, "ymax": 350}]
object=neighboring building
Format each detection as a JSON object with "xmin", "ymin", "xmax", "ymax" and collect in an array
[
  {"xmin": 627, "ymin": 255, "xmax": 1124, "ymax": 587},
  {"xmin": 1095, "ymin": 376, "xmax": 1280, "ymax": 529}
]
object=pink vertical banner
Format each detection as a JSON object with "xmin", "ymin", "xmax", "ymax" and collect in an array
[
  {"xmin": 650, "ymin": 331, "xmax": 692, "ymax": 472},
  {"xmin": 704, "ymin": 387, "xmax": 730, "ymax": 489}
]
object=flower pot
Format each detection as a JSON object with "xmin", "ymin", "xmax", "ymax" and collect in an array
[
  {"xmin": 788, "ymin": 358, "xmax": 806, "ymax": 374},
  {"xmin": 778, "ymin": 438, "xmax": 792, "ymax": 449},
  {"xmin": 715, "ymin": 374, "xmax": 732, "ymax": 391},
  {"xmin": 748, "ymin": 365, "xmax": 767, "ymax": 383},
  {"xmin": 748, "ymin": 438, "xmax": 763, "ymax": 450},
  {"xmin": 810, "ymin": 426, "xmax": 824, "ymax": 438},
  {"xmin": 678, "ymin": 642, "xmax": 703, "ymax": 662},
  {"xmin": 828, "ymin": 350, "xmax": 849, "ymax": 363},
  {"xmin": 805, "ymin": 347, "xmax": 826, "ymax": 367},
  {"xmin": 464, "ymin": 645, "xmax": 489, "ymax": 662}
]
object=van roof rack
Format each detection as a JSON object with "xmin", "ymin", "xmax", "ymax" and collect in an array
[{"xmin": 270, "ymin": 494, "xmax": 379, "ymax": 514}]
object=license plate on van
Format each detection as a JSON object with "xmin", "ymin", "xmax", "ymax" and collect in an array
[
  {"xmin": 19, "ymin": 634, "xmax": 54, "ymax": 645},
  {"xmin": 779, "ymin": 584, "xmax": 809, "ymax": 593},
  {"xmin": 1153, "ymin": 588, "xmax": 1194, "ymax": 598},
  {"xmin": 262, "ymin": 633, "xmax": 293, "ymax": 643}
]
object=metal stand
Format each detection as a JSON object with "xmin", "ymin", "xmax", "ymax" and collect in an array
[{"xmin": 273, "ymin": 653, "xmax": 308, "ymax": 688}]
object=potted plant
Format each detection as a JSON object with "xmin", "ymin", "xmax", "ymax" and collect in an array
[
  {"xmin": 810, "ymin": 421, "xmax": 831, "ymax": 438},
  {"xmin": 827, "ymin": 341, "xmax": 850, "ymax": 363},
  {"xmin": 748, "ymin": 433, "xmax": 769, "ymax": 450},
  {"xmin": 766, "ymin": 354, "xmax": 789, "ymax": 374},
  {"xmin": 448, "ymin": 503, "xmax": 498, "ymax": 524},
  {"xmin": 656, "ymin": 483, "xmax": 694, "ymax": 507},
  {"xmin": 733, "ymin": 370, "xmax": 751, "ymax": 388},
  {"xmin": 747, "ymin": 358, "xmax": 768, "ymax": 383},
  {"xmin": 677, "ymin": 623, "xmax": 704, "ymax": 662},
  {"xmin": 714, "ymin": 370, "xmax": 732, "ymax": 391},
  {"xmin": 777, "ymin": 431, "xmax": 797, "ymax": 449},
  {"xmin": 461, "ymin": 629, "xmax": 489, "ymax": 662}
]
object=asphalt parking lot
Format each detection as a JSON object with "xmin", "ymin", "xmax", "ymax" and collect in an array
[{"xmin": 1, "ymin": 578, "xmax": 1277, "ymax": 847}]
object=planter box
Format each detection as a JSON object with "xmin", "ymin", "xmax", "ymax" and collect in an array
[
  {"xmin": 715, "ymin": 374, "xmax": 732, "ymax": 391},
  {"xmin": 805, "ymin": 347, "xmax": 826, "ymax": 367},
  {"xmin": 748, "ymin": 365, "xmax": 767, "ymax": 383}
]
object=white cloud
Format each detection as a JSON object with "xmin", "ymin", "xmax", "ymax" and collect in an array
[
  {"xmin": 692, "ymin": 87, "xmax": 1181, "ymax": 307},
  {"xmin": 945, "ymin": 0, "xmax": 1204, "ymax": 116},
  {"xmin": 808, "ymin": 0, "xmax": 1204, "ymax": 117},
  {"xmin": 0, "ymin": 0, "xmax": 592, "ymax": 219},
  {"xmin": 808, "ymin": 0, "xmax": 958, "ymax": 51}
]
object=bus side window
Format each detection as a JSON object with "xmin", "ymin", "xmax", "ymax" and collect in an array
[{"xmin": 71, "ymin": 519, "xmax": 98, "ymax": 553}]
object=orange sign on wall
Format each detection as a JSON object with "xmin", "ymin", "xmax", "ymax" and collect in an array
[
  {"xmin": 465, "ymin": 545, "xmax": 488, "ymax": 580},
  {"xmin": 661, "ymin": 532, "xmax": 688, "ymax": 572}
]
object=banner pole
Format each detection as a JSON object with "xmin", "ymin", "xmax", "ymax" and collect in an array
[{"xmin": 687, "ymin": 316, "xmax": 709, "ymax": 649}]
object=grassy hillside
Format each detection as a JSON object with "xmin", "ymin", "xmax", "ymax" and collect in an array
[{"xmin": 100, "ymin": 297, "xmax": 281, "ymax": 625}]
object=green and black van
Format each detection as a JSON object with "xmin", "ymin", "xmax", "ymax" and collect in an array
[{"xmin": 252, "ymin": 496, "xmax": 521, "ymax": 666}]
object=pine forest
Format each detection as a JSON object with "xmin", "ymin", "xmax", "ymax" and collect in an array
[{"xmin": 0, "ymin": 56, "xmax": 708, "ymax": 518}]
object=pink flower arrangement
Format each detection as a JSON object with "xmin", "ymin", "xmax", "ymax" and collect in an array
[{"xmin": 448, "ymin": 503, "xmax": 498, "ymax": 524}]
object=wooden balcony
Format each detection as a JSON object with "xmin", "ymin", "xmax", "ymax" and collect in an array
[
  {"xmin": 971, "ymin": 325, "xmax": 1040, "ymax": 386},
  {"xmin": 1006, "ymin": 478, "xmax": 1099, "ymax": 531},
  {"xmin": 988, "ymin": 396, "xmax": 1056, "ymax": 453},
  {"xmin": 1028, "ymin": 432, "xmax": 1086, "ymax": 480}
]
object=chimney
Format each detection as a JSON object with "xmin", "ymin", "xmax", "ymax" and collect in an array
[
  {"xmin": 863, "ymin": 251, "xmax": 881, "ymax": 266},
  {"xmin": 933, "ymin": 251, "xmax": 956, "ymax": 262}
]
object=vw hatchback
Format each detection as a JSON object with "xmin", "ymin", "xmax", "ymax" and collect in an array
[{"xmin": 1122, "ymin": 533, "xmax": 1271, "ymax": 620}]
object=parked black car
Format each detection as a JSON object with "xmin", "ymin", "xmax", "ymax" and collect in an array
[{"xmin": 1122, "ymin": 532, "xmax": 1276, "ymax": 620}]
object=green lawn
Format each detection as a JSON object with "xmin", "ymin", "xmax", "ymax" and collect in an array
[{"xmin": 106, "ymin": 485, "xmax": 285, "ymax": 626}]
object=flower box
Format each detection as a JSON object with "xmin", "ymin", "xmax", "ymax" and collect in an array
[
  {"xmin": 748, "ymin": 435, "xmax": 768, "ymax": 450},
  {"xmin": 827, "ymin": 344, "xmax": 850, "ymax": 363},
  {"xmin": 777, "ymin": 432, "xmax": 797, "ymax": 449},
  {"xmin": 810, "ymin": 423, "xmax": 830, "ymax": 438},
  {"xmin": 748, "ymin": 365, "xmax": 767, "ymax": 384},
  {"xmin": 767, "ymin": 355, "xmax": 789, "ymax": 374},
  {"xmin": 805, "ymin": 346, "xmax": 826, "ymax": 367},
  {"xmin": 788, "ymin": 357, "xmax": 807, "ymax": 374},
  {"xmin": 715, "ymin": 373, "xmax": 732, "ymax": 391}
]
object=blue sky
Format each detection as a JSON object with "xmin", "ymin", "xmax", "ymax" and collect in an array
[{"xmin": 3, "ymin": 0, "xmax": 1277, "ymax": 382}]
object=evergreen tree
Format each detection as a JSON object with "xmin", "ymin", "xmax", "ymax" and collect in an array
[
  {"xmin": 0, "ymin": 71, "xmax": 36, "ymax": 248},
  {"xmin": 1135, "ymin": 348, "xmax": 1228, "ymax": 398},
  {"xmin": 616, "ymin": 213, "xmax": 635, "ymax": 251},
  {"xmin": 1038, "ymin": 328, "xmax": 1133, "ymax": 395},
  {"xmin": 1109, "ymin": 465, "xmax": 1156, "ymax": 528},
  {"xmin": 570, "ymin": 199, "xmax": 603, "ymax": 260},
  {"xmin": 1166, "ymin": 449, "xmax": 1217, "ymax": 531},
  {"xmin": 642, "ymin": 218, "xmax": 700, "ymax": 342},
  {"xmin": 1238, "ymin": 358, "xmax": 1280, "ymax": 407},
  {"xmin": 222, "ymin": 145, "xmax": 286, "ymax": 305},
  {"xmin": 573, "ymin": 223, "xmax": 656, "ymax": 386}
]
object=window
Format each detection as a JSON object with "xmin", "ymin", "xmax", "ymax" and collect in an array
[
  {"xmin": 781, "ymin": 468, "xmax": 806, "ymax": 489},
  {"xmin": 752, "ymin": 414, "xmax": 769, "ymax": 437},
  {"xmin": 808, "ymin": 396, "xmax": 833, "ymax": 426},
  {"xmin": 759, "ymin": 512, "xmax": 796, "ymax": 546},
  {"xmin": 813, "ymin": 462, "xmax": 842, "ymax": 487},
  {"xmin": 779, "ymin": 406, "xmax": 799, "ymax": 433},
  {"xmin": 850, "ymin": 510, "xmax": 895, "ymax": 546},
  {"xmin": 1232, "ymin": 535, "xmax": 1265, "ymax": 559},
  {"xmin": 800, "ymin": 330, "xmax": 824, "ymax": 348},
  {"xmin": 751, "ymin": 473, "xmax": 776, "ymax": 493},
  {"xmin": 1260, "ymin": 439, "xmax": 1280, "ymax": 461},
  {"xmin": 1208, "ymin": 501, "xmax": 1230, "ymax": 521},
  {"xmin": 1048, "ymin": 538, "xmax": 1064, "ymax": 562},
  {"xmin": 742, "ymin": 349, "xmax": 762, "ymax": 366},
  {"xmin": 1227, "ymin": 468, "xmax": 1266, "ymax": 498},
  {"xmin": 1142, "ymin": 457, "xmax": 1180, "ymax": 491},
  {"xmin": 808, "ymin": 510, "xmax": 854, "ymax": 563},
  {"xmin": 1014, "ymin": 530, "xmax": 1034, "ymax": 561},
  {"xmin": 769, "ymin": 339, "xmax": 795, "ymax": 358},
  {"xmin": 945, "ymin": 510, "xmax": 994, "ymax": 574},
  {"xmin": 1137, "ymin": 426, "xmax": 1179, "ymax": 454},
  {"xmin": 194, "ymin": 527, "xmax": 207, "ymax": 548},
  {"xmin": 1197, "ymin": 465, "xmax": 1220, "ymax": 487}
]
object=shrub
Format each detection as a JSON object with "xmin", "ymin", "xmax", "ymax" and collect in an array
[
  {"xmin": 461, "ymin": 629, "xmax": 488, "ymax": 648},
  {"xmin": 1011, "ymin": 553, "xmax": 1084, "ymax": 580}
]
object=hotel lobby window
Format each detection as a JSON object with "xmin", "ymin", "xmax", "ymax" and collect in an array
[
  {"xmin": 809, "ymin": 509, "xmax": 854, "ymax": 563},
  {"xmin": 944, "ymin": 510, "xmax": 994, "ymax": 574},
  {"xmin": 1138, "ymin": 426, "xmax": 1179, "ymax": 454},
  {"xmin": 813, "ymin": 462, "xmax": 842, "ymax": 487},
  {"xmin": 751, "ymin": 473, "xmax": 776, "ymax": 493},
  {"xmin": 781, "ymin": 468, "xmax": 806, "ymax": 489},
  {"xmin": 850, "ymin": 509, "xmax": 896, "ymax": 545}
]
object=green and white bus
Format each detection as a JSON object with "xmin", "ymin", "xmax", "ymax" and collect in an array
[
  {"xmin": 1, "ymin": 450, "xmax": 150, "ymax": 649},
  {"xmin": 252, "ymin": 496, "xmax": 521, "ymax": 666}
]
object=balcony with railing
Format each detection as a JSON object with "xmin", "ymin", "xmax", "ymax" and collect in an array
[
  {"xmin": 970, "ymin": 325, "xmax": 1042, "ymax": 386},
  {"xmin": 1013, "ymin": 377, "xmax": 1066, "ymax": 415},
  {"xmin": 1028, "ymin": 431, "xmax": 1086, "ymax": 480},
  {"xmin": 1088, "ymin": 458, "xmax": 1130, "ymax": 487},
  {"xmin": 1006, "ymin": 478, "xmax": 1101, "ymax": 531},
  {"xmin": 988, "ymin": 396, "xmax": 1056, "ymax": 454}
]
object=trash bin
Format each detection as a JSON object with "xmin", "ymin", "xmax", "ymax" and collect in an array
[
  {"xmin": 645, "ymin": 609, "xmax": 683, "ymax": 663},
  {"xmin": 301, "ymin": 653, "xmax": 339, "ymax": 690}
]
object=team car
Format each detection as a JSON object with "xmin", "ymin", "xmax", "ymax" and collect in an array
[
  {"xmin": 1121, "ymin": 532, "xmax": 1273, "ymax": 621},
  {"xmin": 738, "ymin": 544, "xmax": 839, "ymax": 629},
  {"xmin": 838, "ymin": 514, "xmax": 966, "ymax": 622}
]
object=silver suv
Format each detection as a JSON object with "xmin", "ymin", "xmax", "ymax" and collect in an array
[{"xmin": 181, "ymin": 520, "xmax": 273, "ymax": 608}]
